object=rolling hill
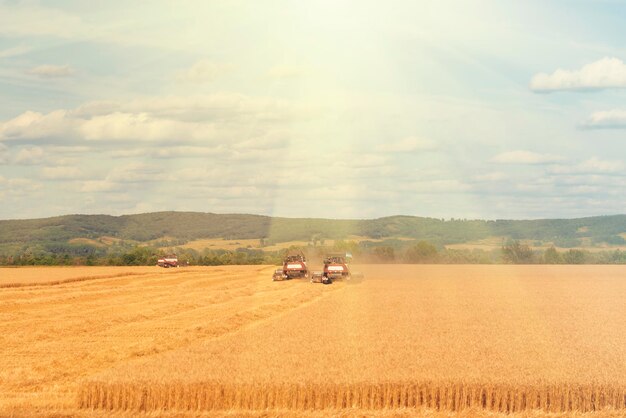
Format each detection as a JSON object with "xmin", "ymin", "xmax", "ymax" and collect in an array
[{"xmin": 1, "ymin": 212, "xmax": 625, "ymax": 255}]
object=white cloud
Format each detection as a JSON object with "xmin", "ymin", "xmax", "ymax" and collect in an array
[
  {"xmin": 106, "ymin": 163, "xmax": 165, "ymax": 183},
  {"xmin": 27, "ymin": 64, "xmax": 75, "ymax": 78},
  {"xmin": 0, "ymin": 177, "xmax": 42, "ymax": 196},
  {"xmin": 0, "ymin": 143, "xmax": 8, "ymax": 163},
  {"xmin": 172, "ymin": 167, "xmax": 225, "ymax": 182},
  {"xmin": 549, "ymin": 157, "xmax": 624, "ymax": 175},
  {"xmin": 473, "ymin": 172, "xmax": 506, "ymax": 182},
  {"xmin": 176, "ymin": 60, "xmax": 232, "ymax": 83},
  {"xmin": 578, "ymin": 157, "xmax": 623, "ymax": 173},
  {"xmin": 149, "ymin": 146, "xmax": 225, "ymax": 159},
  {"xmin": 108, "ymin": 149, "xmax": 148, "ymax": 158},
  {"xmin": 400, "ymin": 179, "xmax": 472, "ymax": 194},
  {"xmin": 346, "ymin": 153, "xmax": 388, "ymax": 168},
  {"xmin": 79, "ymin": 180, "xmax": 116, "ymax": 193},
  {"xmin": 79, "ymin": 112, "xmax": 216, "ymax": 142},
  {"xmin": 0, "ymin": 94, "xmax": 303, "ymax": 144},
  {"xmin": 0, "ymin": 4, "xmax": 84, "ymax": 38},
  {"xmin": 0, "ymin": 110, "xmax": 74, "ymax": 140},
  {"xmin": 491, "ymin": 150, "xmax": 564, "ymax": 165},
  {"xmin": 0, "ymin": 44, "xmax": 31, "ymax": 58},
  {"xmin": 14, "ymin": 146, "xmax": 44, "ymax": 165},
  {"xmin": 375, "ymin": 136, "xmax": 437, "ymax": 153},
  {"xmin": 78, "ymin": 163, "xmax": 164, "ymax": 192},
  {"xmin": 41, "ymin": 166, "xmax": 82, "ymax": 180},
  {"xmin": 267, "ymin": 64, "xmax": 304, "ymax": 79},
  {"xmin": 49, "ymin": 146, "xmax": 91, "ymax": 154},
  {"xmin": 235, "ymin": 131, "xmax": 289, "ymax": 150},
  {"xmin": 584, "ymin": 109, "xmax": 626, "ymax": 129},
  {"xmin": 530, "ymin": 57, "xmax": 626, "ymax": 92}
]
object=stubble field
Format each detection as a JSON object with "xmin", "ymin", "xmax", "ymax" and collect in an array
[{"xmin": 1, "ymin": 265, "xmax": 625, "ymax": 417}]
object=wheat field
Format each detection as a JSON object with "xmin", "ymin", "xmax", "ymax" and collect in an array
[
  {"xmin": 0, "ymin": 266, "xmax": 162, "ymax": 287},
  {"xmin": 2, "ymin": 265, "xmax": 625, "ymax": 416}
]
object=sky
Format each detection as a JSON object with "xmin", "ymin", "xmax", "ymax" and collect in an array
[{"xmin": 1, "ymin": 0, "xmax": 625, "ymax": 220}]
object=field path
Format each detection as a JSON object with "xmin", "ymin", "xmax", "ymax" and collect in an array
[{"xmin": 0, "ymin": 265, "xmax": 342, "ymax": 412}]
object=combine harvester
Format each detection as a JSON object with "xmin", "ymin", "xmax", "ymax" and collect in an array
[
  {"xmin": 311, "ymin": 252, "xmax": 364, "ymax": 284},
  {"xmin": 272, "ymin": 250, "xmax": 310, "ymax": 281},
  {"xmin": 157, "ymin": 254, "xmax": 178, "ymax": 268}
]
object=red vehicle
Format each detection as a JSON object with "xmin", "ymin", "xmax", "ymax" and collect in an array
[
  {"xmin": 157, "ymin": 255, "xmax": 178, "ymax": 268},
  {"xmin": 273, "ymin": 250, "xmax": 309, "ymax": 280},
  {"xmin": 323, "ymin": 253, "xmax": 351, "ymax": 280}
]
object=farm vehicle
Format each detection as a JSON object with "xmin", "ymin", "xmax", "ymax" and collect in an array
[
  {"xmin": 272, "ymin": 251, "xmax": 310, "ymax": 281},
  {"xmin": 157, "ymin": 255, "xmax": 179, "ymax": 268},
  {"xmin": 323, "ymin": 253, "xmax": 351, "ymax": 280},
  {"xmin": 272, "ymin": 251, "xmax": 364, "ymax": 284},
  {"xmin": 310, "ymin": 253, "xmax": 364, "ymax": 284}
]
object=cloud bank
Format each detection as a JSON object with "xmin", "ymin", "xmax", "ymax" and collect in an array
[
  {"xmin": 584, "ymin": 109, "xmax": 626, "ymax": 129},
  {"xmin": 0, "ymin": 94, "xmax": 302, "ymax": 144},
  {"xmin": 27, "ymin": 64, "xmax": 74, "ymax": 78},
  {"xmin": 530, "ymin": 57, "xmax": 626, "ymax": 92},
  {"xmin": 176, "ymin": 60, "xmax": 232, "ymax": 83},
  {"xmin": 491, "ymin": 150, "xmax": 563, "ymax": 165}
]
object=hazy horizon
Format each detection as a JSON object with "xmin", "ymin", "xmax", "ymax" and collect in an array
[
  {"xmin": 1, "ymin": 1, "xmax": 626, "ymax": 220},
  {"xmin": 1, "ymin": 209, "xmax": 625, "ymax": 223}
]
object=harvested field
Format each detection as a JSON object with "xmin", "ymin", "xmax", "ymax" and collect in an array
[
  {"xmin": 178, "ymin": 235, "xmax": 413, "ymax": 252},
  {"xmin": 179, "ymin": 238, "xmax": 318, "ymax": 252},
  {"xmin": 0, "ymin": 265, "xmax": 340, "ymax": 415},
  {"xmin": 0, "ymin": 266, "xmax": 159, "ymax": 287},
  {"xmin": 2, "ymin": 265, "xmax": 625, "ymax": 417},
  {"xmin": 445, "ymin": 237, "xmax": 626, "ymax": 253}
]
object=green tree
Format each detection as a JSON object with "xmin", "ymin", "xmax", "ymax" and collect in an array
[
  {"xmin": 563, "ymin": 249, "xmax": 586, "ymax": 264},
  {"xmin": 404, "ymin": 241, "xmax": 438, "ymax": 263},
  {"xmin": 502, "ymin": 240, "xmax": 534, "ymax": 264},
  {"xmin": 543, "ymin": 246, "xmax": 562, "ymax": 264},
  {"xmin": 372, "ymin": 246, "xmax": 395, "ymax": 262}
]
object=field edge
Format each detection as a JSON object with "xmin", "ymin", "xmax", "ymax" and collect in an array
[{"xmin": 77, "ymin": 380, "xmax": 626, "ymax": 414}]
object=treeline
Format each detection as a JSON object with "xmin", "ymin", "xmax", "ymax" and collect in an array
[
  {"xmin": 359, "ymin": 240, "xmax": 626, "ymax": 264},
  {"xmin": 0, "ymin": 246, "xmax": 282, "ymax": 267},
  {"xmin": 499, "ymin": 240, "xmax": 626, "ymax": 264},
  {"xmin": 2, "ymin": 240, "xmax": 626, "ymax": 266}
]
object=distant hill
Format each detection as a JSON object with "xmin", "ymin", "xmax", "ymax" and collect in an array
[{"xmin": 1, "ymin": 212, "xmax": 625, "ymax": 255}]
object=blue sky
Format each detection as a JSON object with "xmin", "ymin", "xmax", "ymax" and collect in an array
[{"xmin": 0, "ymin": 0, "xmax": 625, "ymax": 220}]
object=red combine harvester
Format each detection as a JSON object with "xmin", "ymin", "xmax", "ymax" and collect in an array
[
  {"xmin": 322, "ymin": 253, "xmax": 351, "ymax": 280},
  {"xmin": 272, "ymin": 250, "xmax": 310, "ymax": 281},
  {"xmin": 311, "ymin": 252, "xmax": 364, "ymax": 284},
  {"xmin": 157, "ymin": 255, "xmax": 178, "ymax": 268}
]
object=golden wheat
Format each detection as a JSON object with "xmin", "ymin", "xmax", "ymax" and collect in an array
[
  {"xmin": 79, "ymin": 265, "xmax": 626, "ymax": 414},
  {"xmin": 0, "ymin": 265, "xmax": 337, "ymax": 415},
  {"xmin": 0, "ymin": 266, "xmax": 160, "ymax": 286},
  {"xmin": 2, "ymin": 265, "xmax": 625, "ymax": 416}
]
